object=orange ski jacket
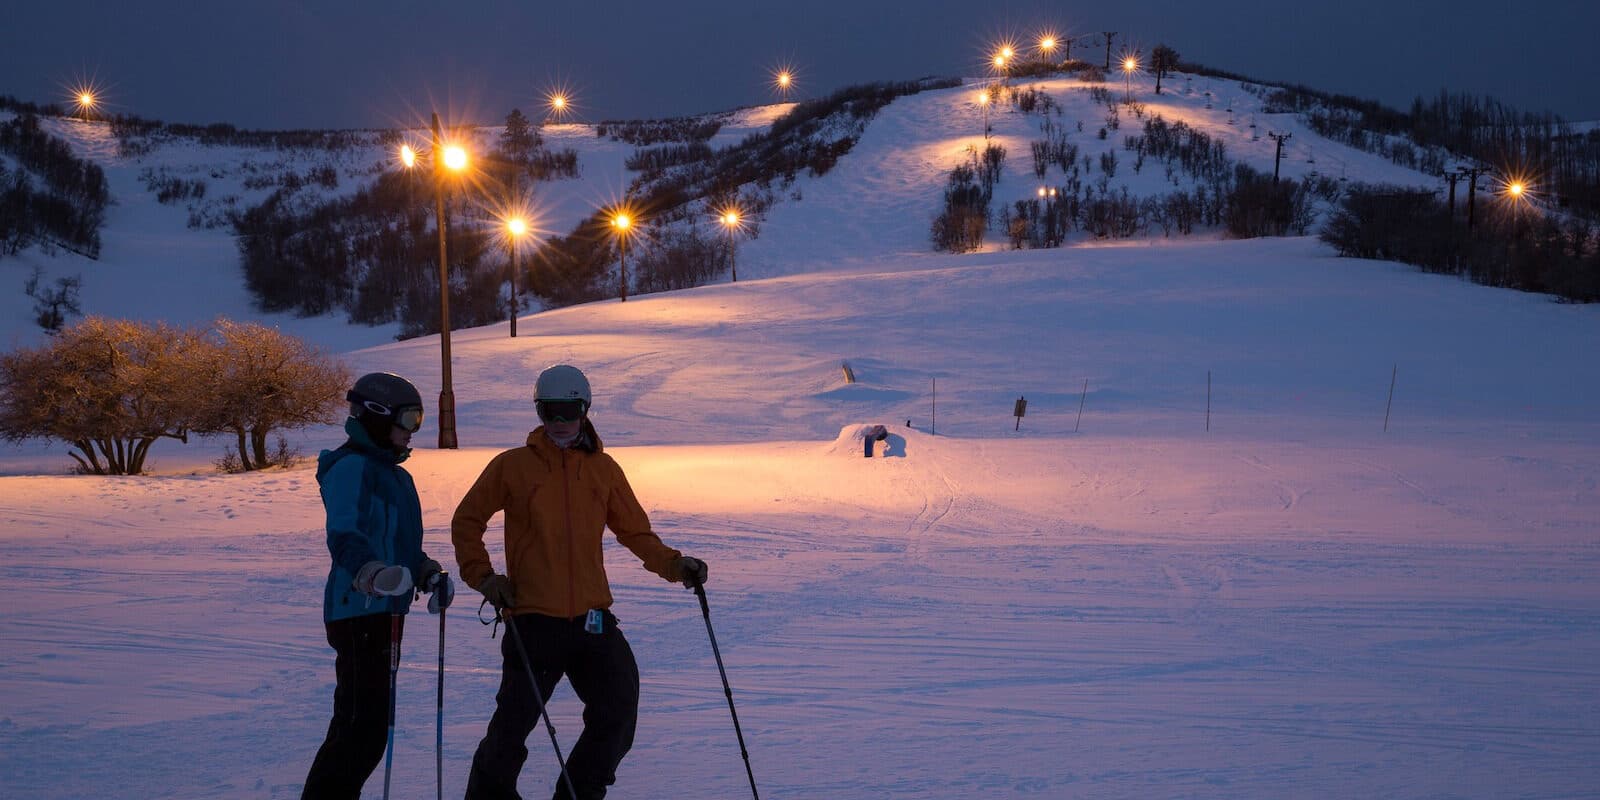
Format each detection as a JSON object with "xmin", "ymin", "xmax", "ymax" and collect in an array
[{"xmin": 451, "ymin": 424, "xmax": 683, "ymax": 618}]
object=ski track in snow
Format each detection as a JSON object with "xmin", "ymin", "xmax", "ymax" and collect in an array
[{"xmin": 3, "ymin": 434, "xmax": 1599, "ymax": 798}]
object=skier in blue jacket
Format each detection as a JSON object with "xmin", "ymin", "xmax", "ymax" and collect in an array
[{"xmin": 302, "ymin": 372, "xmax": 455, "ymax": 800}]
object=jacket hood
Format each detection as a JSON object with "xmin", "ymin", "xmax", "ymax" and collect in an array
[
  {"xmin": 525, "ymin": 418, "xmax": 603, "ymax": 455},
  {"xmin": 318, "ymin": 418, "xmax": 409, "ymax": 481}
]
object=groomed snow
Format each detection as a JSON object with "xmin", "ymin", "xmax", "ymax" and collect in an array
[{"xmin": 2, "ymin": 75, "xmax": 1599, "ymax": 799}]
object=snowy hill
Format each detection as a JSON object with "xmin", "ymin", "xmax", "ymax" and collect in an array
[
  {"xmin": 3, "ymin": 69, "xmax": 1446, "ymax": 349},
  {"xmin": 2, "ymin": 71, "xmax": 1599, "ymax": 799},
  {"xmin": 4, "ymin": 239, "xmax": 1599, "ymax": 797}
]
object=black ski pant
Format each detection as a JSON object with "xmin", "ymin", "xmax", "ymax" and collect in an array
[
  {"xmin": 302, "ymin": 613, "xmax": 405, "ymax": 800},
  {"xmin": 464, "ymin": 610, "xmax": 640, "ymax": 800}
]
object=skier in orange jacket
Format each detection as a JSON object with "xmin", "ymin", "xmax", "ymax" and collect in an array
[{"xmin": 453, "ymin": 364, "xmax": 706, "ymax": 800}]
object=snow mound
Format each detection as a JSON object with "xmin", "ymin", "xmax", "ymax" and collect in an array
[{"xmin": 826, "ymin": 423, "xmax": 911, "ymax": 458}]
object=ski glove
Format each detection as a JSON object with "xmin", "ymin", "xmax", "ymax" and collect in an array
[
  {"xmin": 426, "ymin": 571, "xmax": 455, "ymax": 614},
  {"xmin": 353, "ymin": 561, "xmax": 413, "ymax": 597},
  {"xmin": 417, "ymin": 557, "xmax": 444, "ymax": 588},
  {"xmin": 674, "ymin": 556, "xmax": 708, "ymax": 588},
  {"xmin": 475, "ymin": 573, "xmax": 516, "ymax": 610}
]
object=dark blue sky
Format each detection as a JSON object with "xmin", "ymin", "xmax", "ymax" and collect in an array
[{"xmin": 3, "ymin": 0, "xmax": 1594, "ymax": 130}]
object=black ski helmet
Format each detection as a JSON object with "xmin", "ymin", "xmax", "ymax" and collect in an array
[{"xmin": 347, "ymin": 372, "xmax": 423, "ymax": 443}]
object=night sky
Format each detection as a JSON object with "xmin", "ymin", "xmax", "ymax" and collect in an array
[{"xmin": 2, "ymin": 0, "xmax": 1594, "ymax": 130}]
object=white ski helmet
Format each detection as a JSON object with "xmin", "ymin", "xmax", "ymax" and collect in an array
[{"xmin": 535, "ymin": 364, "xmax": 592, "ymax": 406}]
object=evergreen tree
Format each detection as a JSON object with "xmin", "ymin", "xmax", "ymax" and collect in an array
[
  {"xmin": 1151, "ymin": 45, "xmax": 1180, "ymax": 95},
  {"xmin": 499, "ymin": 108, "xmax": 541, "ymax": 191}
]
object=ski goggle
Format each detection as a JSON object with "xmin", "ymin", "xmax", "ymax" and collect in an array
[
  {"xmin": 391, "ymin": 405, "xmax": 425, "ymax": 433},
  {"xmin": 536, "ymin": 399, "xmax": 588, "ymax": 424},
  {"xmin": 354, "ymin": 397, "xmax": 425, "ymax": 433}
]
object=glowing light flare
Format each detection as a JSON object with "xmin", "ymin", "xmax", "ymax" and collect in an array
[
  {"xmin": 490, "ymin": 199, "xmax": 543, "ymax": 249},
  {"xmin": 719, "ymin": 208, "xmax": 744, "ymax": 230},
  {"xmin": 1038, "ymin": 36, "xmax": 1058, "ymax": 54},
  {"xmin": 399, "ymin": 144, "xmax": 418, "ymax": 168},
  {"xmin": 771, "ymin": 65, "xmax": 798, "ymax": 97},
  {"xmin": 987, "ymin": 39, "xmax": 1020, "ymax": 74},
  {"xmin": 442, "ymin": 145, "xmax": 469, "ymax": 172},
  {"xmin": 1491, "ymin": 172, "xmax": 1538, "ymax": 208},
  {"xmin": 613, "ymin": 213, "xmax": 633, "ymax": 232},
  {"xmin": 65, "ymin": 80, "xmax": 108, "ymax": 119},
  {"xmin": 544, "ymin": 88, "xmax": 576, "ymax": 122},
  {"xmin": 1123, "ymin": 56, "xmax": 1139, "ymax": 73},
  {"xmin": 976, "ymin": 89, "xmax": 992, "ymax": 106}
]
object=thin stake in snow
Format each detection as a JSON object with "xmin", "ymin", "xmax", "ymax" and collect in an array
[
  {"xmin": 1384, "ymin": 364, "xmax": 1398, "ymax": 432},
  {"xmin": 1076, "ymin": 378, "xmax": 1088, "ymax": 433},
  {"xmin": 1206, "ymin": 371, "xmax": 1212, "ymax": 432}
]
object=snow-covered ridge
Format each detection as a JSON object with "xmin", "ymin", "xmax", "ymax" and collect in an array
[{"xmin": 2, "ymin": 69, "xmax": 1449, "ymax": 349}]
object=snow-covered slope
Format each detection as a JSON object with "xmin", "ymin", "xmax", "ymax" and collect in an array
[
  {"xmin": 2, "ymin": 70, "xmax": 1445, "ymax": 349},
  {"xmin": 2, "ymin": 72, "xmax": 1598, "ymax": 799},
  {"xmin": 3, "ymin": 232, "xmax": 1599, "ymax": 797}
]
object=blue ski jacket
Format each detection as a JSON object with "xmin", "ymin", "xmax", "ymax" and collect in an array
[{"xmin": 317, "ymin": 418, "xmax": 431, "ymax": 623}]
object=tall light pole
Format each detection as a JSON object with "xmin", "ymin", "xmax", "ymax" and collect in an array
[
  {"xmin": 720, "ymin": 208, "xmax": 743, "ymax": 282},
  {"xmin": 400, "ymin": 113, "xmax": 470, "ymax": 448},
  {"xmin": 1122, "ymin": 56, "xmax": 1139, "ymax": 102},
  {"xmin": 1038, "ymin": 186, "xmax": 1058, "ymax": 245},
  {"xmin": 505, "ymin": 216, "xmax": 529, "ymax": 337},
  {"xmin": 611, "ymin": 210, "xmax": 634, "ymax": 302}
]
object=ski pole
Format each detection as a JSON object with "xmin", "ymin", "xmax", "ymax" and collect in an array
[
  {"xmin": 383, "ymin": 612, "xmax": 401, "ymax": 800},
  {"xmin": 436, "ymin": 599, "xmax": 446, "ymax": 800},
  {"xmin": 693, "ymin": 582, "xmax": 760, "ymax": 800},
  {"xmin": 503, "ymin": 612, "xmax": 580, "ymax": 800}
]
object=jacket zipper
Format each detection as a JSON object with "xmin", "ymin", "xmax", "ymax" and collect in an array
[
  {"xmin": 383, "ymin": 464, "xmax": 397, "ymax": 612},
  {"xmin": 562, "ymin": 447, "xmax": 576, "ymax": 618}
]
